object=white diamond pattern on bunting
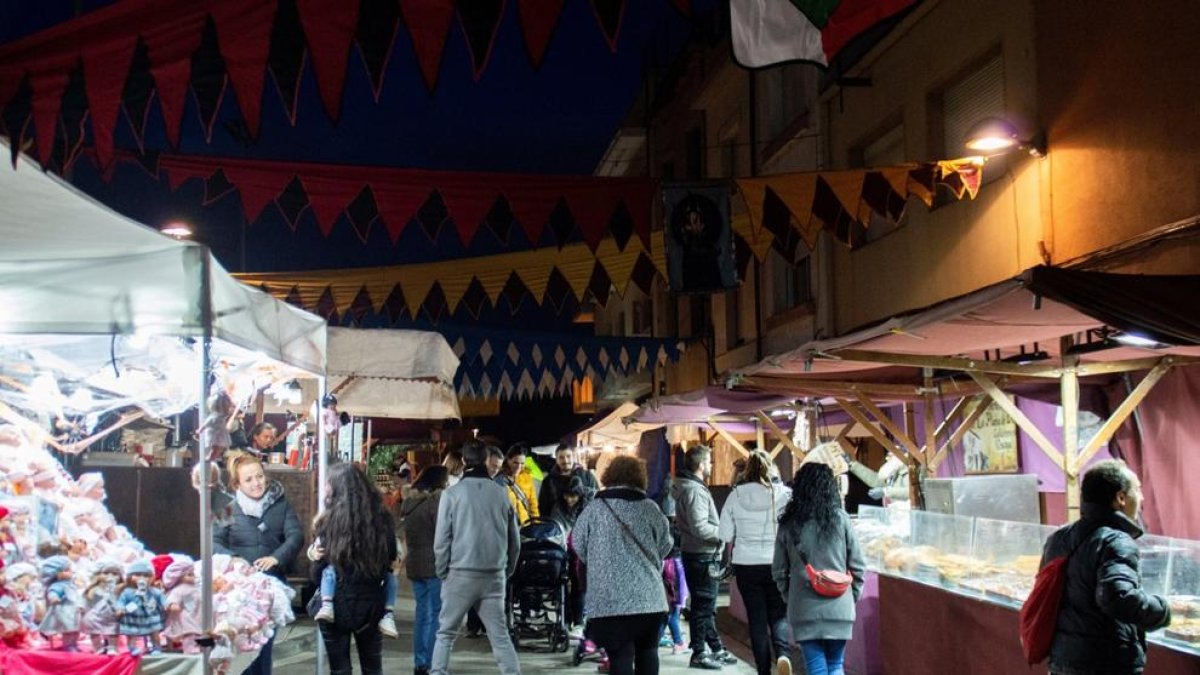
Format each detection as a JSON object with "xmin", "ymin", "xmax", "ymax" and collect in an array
[
  {"xmin": 637, "ymin": 346, "xmax": 649, "ymax": 370},
  {"xmin": 619, "ymin": 347, "xmax": 630, "ymax": 371},
  {"xmin": 480, "ymin": 373, "xmax": 494, "ymax": 398},
  {"xmin": 517, "ymin": 370, "xmax": 536, "ymax": 399},
  {"xmin": 507, "ymin": 342, "xmax": 521, "ymax": 365},
  {"xmin": 499, "ymin": 372, "xmax": 515, "ymax": 398},
  {"xmin": 657, "ymin": 346, "xmax": 667, "ymax": 365},
  {"xmin": 532, "ymin": 344, "xmax": 544, "ymax": 368},
  {"xmin": 555, "ymin": 346, "xmax": 567, "ymax": 370},
  {"xmin": 576, "ymin": 347, "xmax": 588, "ymax": 372},
  {"xmin": 453, "ymin": 337, "xmax": 467, "ymax": 359},
  {"xmin": 538, "ymin": 371, "xmax": 555, "ymax": 395},
  {"xmin": 479, "ymin": 340, "xmax": 494, "ymax": 365},
  {"xmin": 598, "ymin": 347, "xmax": 610, "ymax": 370}
]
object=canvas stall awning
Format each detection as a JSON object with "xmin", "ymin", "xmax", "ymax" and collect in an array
[
  {"xmin": 0, "ymin": 142, "xmax": 325, "ymax": 374},
  {"xmin": 327, "ymin": 327, "xmax": 460, "ymax": 420},
  {"xmin": 575, "ymin": 401, "xmax": 658, "ymax": 449}
]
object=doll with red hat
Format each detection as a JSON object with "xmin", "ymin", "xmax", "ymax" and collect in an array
[{"xmin": 0, "ymin": 559, "xmax": 29, "ymax": 646}]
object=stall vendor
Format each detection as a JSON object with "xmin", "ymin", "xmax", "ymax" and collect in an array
[
  {"xmin": 230, "ymin": 422, "xmax": 284, "ymax": 459},
  {"xmin": 846, "ymin": 452, "xmax": 913, "ymax": 503}
]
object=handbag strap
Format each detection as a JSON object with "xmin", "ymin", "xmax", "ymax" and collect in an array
[{"xmin": 600, "ymin": 498, "xmax": 660, "ymax": 567}]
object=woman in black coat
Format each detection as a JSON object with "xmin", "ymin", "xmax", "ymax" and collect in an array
[
  {"xmin": 312, "ymin": 462, "xmax": 398, "ymax": 675},
  {"xmin": 213, "ymin": 452, "xmax": 303, "ymax": 675}
]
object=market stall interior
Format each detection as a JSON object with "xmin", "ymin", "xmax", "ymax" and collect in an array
[{"xmin": 0, "ymin": 139, "xmax": 327, "ymax": 673}]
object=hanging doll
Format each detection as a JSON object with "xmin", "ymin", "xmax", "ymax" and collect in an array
[
  {"xmin": 116, "ymin": 559, "xmax": 165, "ymax": 655},
  {"xmin": 200, "ymin": 391, "xmax": 235, "ymax": 461},
  {"xmin": 80, "ymin": 560, "xmax": 122, "ymax": 654},
  {"xmin": 162, "ymin": 557, "xmax": 201, "ymax": 653},
  {"xmin": 37, "ymin": 555, "xmax": 82, "ymax": 651}
]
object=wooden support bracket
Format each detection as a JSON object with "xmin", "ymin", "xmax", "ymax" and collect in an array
[
  {"xmin": 1076, "ymin": 359, "xmax": 1172, "ymax": 468},
  {"xmin": 706, "ymin": 418, "xmax": 750, "ymax": 457},
  {"xmin": 756, "ymin": 411, "xmax": 804, "ymax": 460},
  {"xmin": 967, "ymin": 371, "xmax": 1064, "ymax": 468}
]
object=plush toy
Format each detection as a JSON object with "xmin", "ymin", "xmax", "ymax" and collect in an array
[
  {"xmin": 162, "ymin": 557, "xmax": 201, "ymax": 653},
  {"xmin": 6, "ymin": 562, "xmax": 41, "ymax": 631},
  {"xmin": 80, "ymin": 559, "xmax": 122, "ymax": 654},
  {"xmin": 116, "ymin": 559, "xmax": 165, "ymax": 655},
  {"xmin": 37, "ymin": 555, "xmax": 81, "ymax": 651}
]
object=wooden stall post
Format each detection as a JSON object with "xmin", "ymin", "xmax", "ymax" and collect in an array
[{"xmin": 1061, "ymin": 336, "xmax": 1081, "ymax": 522}]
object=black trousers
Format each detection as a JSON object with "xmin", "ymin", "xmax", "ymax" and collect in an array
[
  {"xmin": 319, "ymin": 620, "xmax": 384, "ymax": 675},
  {"xmin": 681, "ymin": 553, "xmax": 723, "ymax": 654},
  {"xmin": 588, "ymin": 612, "xmax": 666, "ymax": 675},
  {"xmin": 734, "ymin": 564, "xmax": 791, "ymax": 675}
]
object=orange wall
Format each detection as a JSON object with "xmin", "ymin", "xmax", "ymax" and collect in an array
[{"xmin": 1036, "ymin": 2, "xmax": 1200, "ymax": 263}]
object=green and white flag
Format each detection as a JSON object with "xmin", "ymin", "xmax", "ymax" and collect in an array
[{"xmin": 731, "ymin": 0, "xmax": 918, "ymax": 68}]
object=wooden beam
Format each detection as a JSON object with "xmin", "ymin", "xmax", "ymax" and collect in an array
[
  {"xmin": 741, "ymin": 376, "xmax": 922, "ymax": 399},
  {"xmin": 1076, "ymin": 360, "xmax": 1172, "ymax": 468},
  {"xmin": 755, "ymin": 417, "xmax": 766, "ymax": 454},
  {"xmin": 835, "ymin": 420, "xmax": 858, "ymax": 443},
  {"xmin": 768, "ymin": 441, "xmax": 787, "ymax": 460},
  {"xmin": 923, "ymin": 369, "xmax": 937, "ymax": 468},
  {"xmin": 1061, "ymin": 339, "xmax": 1081, "ymax": 521},
  {"xmin": 756, "ymin": 411, "xmax": 804, "ymax": 460},
  {"xmin": 706, "ymin": 418, "xmax": 750, "ymax": 458},
  {"xmin": 854, "ymin": 391, "xmax": 926, "ymax": 464},
  {"xmin": 1075, "ymin": 355, "xmax": 1200, "ymax": 377},
  {"xmin": 930, "ymin": 395, "xmax": 991, "ymax": 470},
  {"xmin": 967, "ymin": 371, "xmax": 1065, "ymax": 469},
  {"xmin": 832, "ymin": 348, "xmax": 1063, "ymax": 378},
  {"xmin": 933, "ymin": 396, "xmax": 970, "ymax": 442},
  {"xmin": 835, "ymin": 399, "xmax": 913, "ymax": 467}
]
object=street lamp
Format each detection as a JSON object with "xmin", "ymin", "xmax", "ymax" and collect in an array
[
  {"xmin": 964, "ymin": 117, "xmax": 1046, "ymax": 157},
  {"xmin": 160, "ymin": 221, "xmax": 193, "ymax": 239}
]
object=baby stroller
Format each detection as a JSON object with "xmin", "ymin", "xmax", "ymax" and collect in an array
[{"xmin": 507, "ymin": 517, "xmax": 571, "ymax": 652}]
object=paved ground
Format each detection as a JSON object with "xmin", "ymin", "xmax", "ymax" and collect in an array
[{"xmin": 274, "ymin": 582, "xmax": 761, "ymax": 674}]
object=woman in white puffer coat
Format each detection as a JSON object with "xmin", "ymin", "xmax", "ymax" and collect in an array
[{"xmin": 718, "ymin": 450, "xmax": 793, "ymax": 675}]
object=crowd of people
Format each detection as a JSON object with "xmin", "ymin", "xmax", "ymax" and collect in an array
[{"xmin": 203, "ymin": 413, "xmax": 1171, "ymax": 675}]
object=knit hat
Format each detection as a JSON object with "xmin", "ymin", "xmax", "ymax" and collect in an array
[
  {"xmin": 95, "ymin": 558, "xmax": 123, "ymax": 576},
  {"xmin": 0, "ymin": 506, "xmax": 8, "ymax": 520},
  {"xmin": 125, "ymin": 559, "xmax": 153, "ymax": 578},
  {"xmin": 151, "ymin": 554, "xmax": 174, "ymax": 580},
  {"xmin": 162, "ymin": 556, "xmax": 195, "ymax": 590},
  {"xmin": 39, "ymin": 555, "xmax": 71, "ymax": 583}
]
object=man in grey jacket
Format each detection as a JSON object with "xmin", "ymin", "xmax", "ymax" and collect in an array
[
  {"xmin": 431, "ymin": 440, "xmax": 522, "ymax": 675},
  {"xmin": 671, "ymin": 445, "xmax": 737, "ymax": 670}
]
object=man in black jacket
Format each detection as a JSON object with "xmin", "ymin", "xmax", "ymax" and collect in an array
[
  {"xmin": 537, "ymin": 445, "xmax": 597, "ymax": 512},
  {"xmin": 1041, "ymin": 459, "xmax": 1170, "ymax": 675}
]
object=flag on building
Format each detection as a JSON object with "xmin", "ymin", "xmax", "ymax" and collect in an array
[{"xmin": 731, "ymin": 0, "xmax": 919, "ymax": 68}]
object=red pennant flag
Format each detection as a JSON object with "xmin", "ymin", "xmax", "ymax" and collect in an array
[
  {"xmin": 440, "ymin": 186, "xmax": 495, "ymax": 248},
  {"xmin": 144, "ymin": 15, "xmax": 206, "ymax": 149},
  {"xmin": 0, "ymin": 67, "xmax": 23, "ymax": 112},
  {"xmin": 159, "ymin": 156, "xmax": 212, "ymax": 192},
  {"xmin": 30, "ymin": 68, "xmax": 70, "ymax": 166},
  {"xmin": 296, "ymin": 0, "xmax": 360, "ymax": 123},
  {"xmin": 623, "ymin": 179, "xmax": 656, "ymax": 249},
  {"xmin": 210, "ymin": 1, "xmax": 276, "ymax": 139},
  {"xmin": 82, "ymin": 38, "xmax": 138, "ymax": 170},
  {"xmin": 506, "ymin": 183, "xmax": 560, "ymax": 247},
  {"xmin": 374, "ymin": 183, "xmax": 432, "ymax": 243},
  {"xmin": 400, "ymin": 0, "xmax": 456, "ymax": 92},
  {"xmin": 300, "ymin": 173, "xmax": 363, "ymax": 236},
  {"xmin": 566, "ymin": 185, "xmax": 619, "ymax": 251},
  {"xmin": 220, "ymin": 164, "xmax": 292, "ymax": 224},
  {"xmin": 670, "ymin": 0, "xmax": 691, "ymax": 16},
  {"xmin": 589, "ymin": 0, "xmax": 626, "ymax": 52},
  {"xmin": 517, "ymin": 0, "xmax": 565, "ymax": 69}
]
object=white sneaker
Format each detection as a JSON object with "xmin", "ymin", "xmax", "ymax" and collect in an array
[
  {"xmin": 315, "ymin": 600, "xmax": 335, "ymax": 622},
  {"xmin": 379, "ymin": 610, "xmax": 399, "ymax": 638},
  {"xmin": 776, "ymin": 655, "xmax": 792, "ymax": 675}
]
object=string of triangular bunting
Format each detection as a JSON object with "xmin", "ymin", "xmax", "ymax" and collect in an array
[{"xmin": 0, "ymin": 0, "xmax": 690, "ymax": 170}]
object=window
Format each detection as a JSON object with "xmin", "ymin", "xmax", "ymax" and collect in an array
[
  {"xmin": 939, "ymin": 52, "xmax": 1006, "ymax": 180},
  {"xmin": 769, "ymin": 248, "xmax": 812, "ymax": 315},
  {"xmin": 760, "ymin": 64, "xmax": 818, "ymax": 145},
  {"xmin": 631, "ymin": 298, "xmax": 653, "ymax": 336}
]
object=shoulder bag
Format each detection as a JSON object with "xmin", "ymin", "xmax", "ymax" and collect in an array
[{"xmin": 794, "ymin": 522, "xmax": 852, "ymax": 598}]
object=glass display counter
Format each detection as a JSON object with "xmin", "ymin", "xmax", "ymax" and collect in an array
[{"xmin": 852, "ymin": 508, "xmax": 1200, "ymax": 656}]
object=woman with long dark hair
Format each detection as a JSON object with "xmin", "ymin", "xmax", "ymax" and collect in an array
[
  {"xmin": 312, "ymin": 462, "xmax": 397, "ymax": 675},
  {"xmin": 773, "ymin": 463, "xmax": 865, "ymax": 675},
  {"xmin": 719, "ymin": 450, "xmax": 792, "ymax": 675},
  {"xmin": 401, "ymin": 465, "xmax": 450, "ymax": 675}
]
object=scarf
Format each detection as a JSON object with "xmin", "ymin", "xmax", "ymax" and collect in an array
[{"xmin": 236, "ymin": 489, "xmax": 268, "ymax": 519}]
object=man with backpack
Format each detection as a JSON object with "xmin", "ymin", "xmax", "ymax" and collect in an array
[{"xmin": 1038, "ymin": 460, "xmax": 1170, "ymax": 674}]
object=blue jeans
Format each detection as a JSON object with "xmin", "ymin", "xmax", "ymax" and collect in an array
[
  {"xmin": 322, "ymin": 567, "xmax": 398, "ymax": 609},
  {"xmin": 658, "ymin": 607, "xmax": 683, "ymax": 644},
  {"xmin": 800, "ymin": 639, "xmax": 846, "ymax": 675},
  {"xmin": 412, "ymin": 577, "xmax": 442, "ymax": 669}
]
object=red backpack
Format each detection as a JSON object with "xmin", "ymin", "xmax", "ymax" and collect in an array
[{"xmin": 1019, "ymin": 525, "xmax": 1098, "ymax": 665}]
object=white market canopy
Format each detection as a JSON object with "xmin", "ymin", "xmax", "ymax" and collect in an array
[
  {"xmin": 0, "ymin": 142, "xmax": 325, "ymax": 375},
  {"xmin": 327, "ymin": 327, "xmax": 461, "ymax": 420}
]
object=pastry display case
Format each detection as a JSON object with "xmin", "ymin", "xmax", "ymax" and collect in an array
[{"xmin": 852, "ymin": 508, "xmax": 1200, "ymax": 656}]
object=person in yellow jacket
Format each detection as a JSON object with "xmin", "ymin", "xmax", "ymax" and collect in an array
[{"xmin": 500, "ymin": 443, "xmax": 539, "ymax": 524}]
